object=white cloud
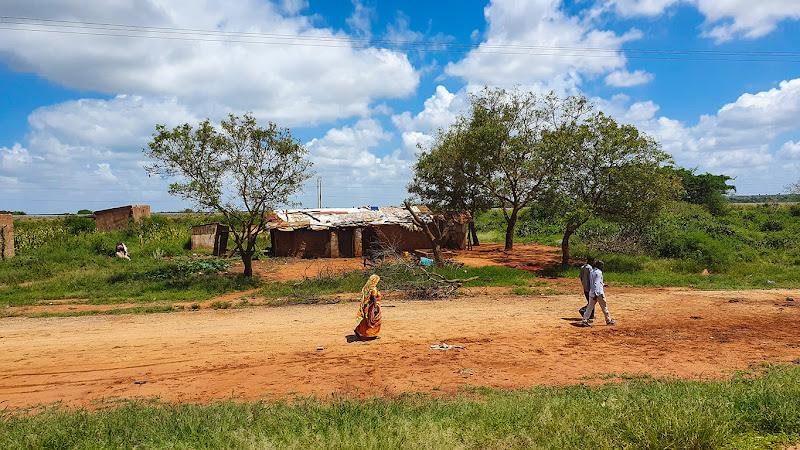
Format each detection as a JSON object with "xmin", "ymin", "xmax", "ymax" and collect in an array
[
  {"xmin": 0, "ymin": 96, "xmax": 201, "ymax": 212},
  {"xmin": 602, "ymin": 0, "xmax": 800, "ymax": 42},
  {"xmin": 777, "ymin": 141, "xmax": 800, "ymax": 164},
  {"xmin": 303, "ymin": 118, "xmax": 413, "ymax": 207},
  {"xmin": 627, "ymin": 79, "xmax": 800, "ymax": 193},
  {"xmin": 94, "ymin": 163, "xmax": 118, "ymax": 182},
  {"xmin": 695, "ymin": 0, "xmax": 800, "ymax": 42},
  {"xmin": 392, "ymin": 85, "xmax": 463, "ymax": 134},
  {"xmin": 346, "ymin": 0, "xmax": 375, "ymax": 38},
  {"xmin": 606, "ymin": 0, "xmax": 680, "ymax": 17},
  {"xmin": 0, "ymin": 143, "xmax": 34, "ymax": 171},
  {"xmin": 445, "ymin": 0, "xmax": 638, "ymax": 89},
  {"xmin": 0, "ymin": 0, "xmax": 419, "ymax": 127},
  {"xmin": 604, "ymin": 69, "xmax": 654, "ymax": 87}
]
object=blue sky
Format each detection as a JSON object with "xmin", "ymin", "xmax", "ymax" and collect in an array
[{"xmin": 1, "ymin": 0, "xmax": 800, "ymax": 213}]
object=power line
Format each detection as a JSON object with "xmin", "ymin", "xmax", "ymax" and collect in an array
[{"xmin": 1, "ymin": 16, "xmax": 799, "ymax": 63}]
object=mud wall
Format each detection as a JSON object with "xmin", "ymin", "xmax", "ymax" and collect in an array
[
  {"xmin": 94, "ymin": 205, "xmax": 151, "ymax": 232},
  {"xmin": 0, "ymin": 214, "xmax": 13, "ymax": 259}
]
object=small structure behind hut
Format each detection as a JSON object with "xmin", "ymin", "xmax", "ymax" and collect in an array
[
  {"xmin": 268, "ymin": 207, "xmax": 470, "ymax": 259},
  {"xmin": 0, "ymin": 214, "xmax": 14, "ymax": 260},
  {"xmin": 94, "ymin": 205, "xmax": 151, "ymax": 232},
  {"xmin": 190, "ymin": 222, "xmax": 229, "ymax": 257}
]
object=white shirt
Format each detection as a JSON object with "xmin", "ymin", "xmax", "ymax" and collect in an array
[{"xmin": 590, "ymin": 268, "xmax": 604, "ymax": 297}]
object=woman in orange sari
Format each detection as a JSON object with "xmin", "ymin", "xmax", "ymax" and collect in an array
[{"xmin": 354, "ymin": 274, "xmax": 381, "ymax": 339}]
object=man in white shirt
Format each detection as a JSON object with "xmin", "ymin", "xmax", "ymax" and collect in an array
[
  {"xmin": 579, "ymin": 257, "xmax": 595, "ymax": 320},
  {"xmin": 581, "ymin": 260, "xmax": 615, "ymax": 327}
]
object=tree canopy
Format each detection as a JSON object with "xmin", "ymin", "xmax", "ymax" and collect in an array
[
  {"xmin": 667, "ymin": 167, "xmax": 735, "ymax": 214},
  {"xmin": 144, "ymin": 113, "xmax": 314, "ymax": 276},
  {"xmin": 548, "ymin": 112, "xmax": 681, "ymax": 265},
  {"xmin": 409, "ymin": 87, "xmax": 592, "ymax": 251},
  {"xmin": 409, "ymin": 86, "xmax": 680, "ymax": 262},
  {"xmin": 407, "ymin": 126, "xmax": 492, "ymax": 245}
]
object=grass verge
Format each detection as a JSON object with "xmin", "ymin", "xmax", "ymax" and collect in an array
[{"xmin": 1, "ymin": 364, "xmax": 798, "ymax": 449}]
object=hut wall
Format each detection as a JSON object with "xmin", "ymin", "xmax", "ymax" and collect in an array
[
  {"xmin": 271, "ymin": 229, "xmax": 332, "ymax": 258},
  {"xmin": 94, "ymin": 205, "xmax": 151, "ymax": 232},
  {"xmin": 0, "ymin": 214, "xmax": 14, "ymax": 259},
  {"xmin": 363, "ymin": 224, "xmax": 429, "ymax": 253},
  {"xmin": 190, "ymin": 223, "xmax": 229, "ymax": 256}
]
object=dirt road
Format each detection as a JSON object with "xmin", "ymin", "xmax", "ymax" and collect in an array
[{"xmin": 1, "ymin": 244, "xmax": 799, "ymax": 409}]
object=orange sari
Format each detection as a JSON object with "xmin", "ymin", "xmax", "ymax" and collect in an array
[{"xmin": 354, "ymin": 275, "xmax": 381, "ymax": 338}]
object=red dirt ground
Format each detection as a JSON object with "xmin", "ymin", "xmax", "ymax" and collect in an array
[{"xmin": 1, "ymin": 243, "xmax": 799, "ymax": 410}]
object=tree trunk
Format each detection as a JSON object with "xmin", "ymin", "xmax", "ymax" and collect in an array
[
  {"xmin": 404, "ymin": 201, "xmax": 444, "ymax": 264},
  {"xmin": 469, "ymin": 220, "xmax": 480, "ymax": 246},
  {"xmin": 561, "ymin": 228, "xmax": 575, "ymax": 267},
  {"xmin": 561, "ymin": 220, "xmax": 587, "ymax": 266},
  {"xmin": 504, "ymin": 209, "xmax": 518, "ymax": 251},
  {"xmin": 242, "ymin": 251, "xmax": 253, "ymax": 277}
]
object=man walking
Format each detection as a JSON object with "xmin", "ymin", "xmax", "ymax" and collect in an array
[
  {"xmin": 581, "ymin": 260, "xmax": 616, "ymax": 327},
  {"xmin": 579, "ymin": 257, "xmax": 595, "ymax": 320}
]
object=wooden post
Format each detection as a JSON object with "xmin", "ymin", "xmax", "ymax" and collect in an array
[
  {"xmin": 353, "ymin": 227, "xmax": 363, "ymax": 257},
  {"xmin": 330, "ymin": 230, "xmax": 339, "ymax": 258}
]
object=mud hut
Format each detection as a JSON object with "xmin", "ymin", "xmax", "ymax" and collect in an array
[{"xmin": 267, "ymin": 207, "xmax": 469, "ymax": 259}]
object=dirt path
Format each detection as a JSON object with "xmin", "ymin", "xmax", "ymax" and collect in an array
[{"xmin": 1, "ymin": 244, "xmax": 799, "ymax": 409}]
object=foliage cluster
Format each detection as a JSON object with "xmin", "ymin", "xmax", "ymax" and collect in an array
[
  {"xmin": 1, "ymin": 364, "xmax": 798, "ymax": 449},
  {"xmin": 475, "ymin": 200, "xmax": 800, "ymax": 282},
  {"xmin": 144, "ymin": 113, "xmax": 313, "ymax": 277},
  {"xmin": 1, "ymin": 215, "xmax": 260, "ymax": 307}
]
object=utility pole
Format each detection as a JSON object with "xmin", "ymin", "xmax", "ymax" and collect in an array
[{"xmin": 317, "ymin": 177, "xmax": 322, "ymax": 208}]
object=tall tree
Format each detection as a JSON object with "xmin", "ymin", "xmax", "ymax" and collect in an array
[
  {"xmin": 550, "ymin": 113, "xmax": 681, "ymax": 265},
  {"xmin": 407, "ymin": 126, "xmax": 492, "ymax": 245},
  {"xmin": 667, "ymin": 167, "xmax": 736, "ymax": 214},
  {"xmin": 144, "ymin": 113, "xmax": 314, "ymax": 277},
  {"xmin": 461, "ymin": 87, "xmax": 592, "ymax": 251}
]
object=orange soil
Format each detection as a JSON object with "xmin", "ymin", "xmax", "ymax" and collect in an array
[{"xmin": 1, "ymin": 244, "xmax": 799, "ymax": 409}]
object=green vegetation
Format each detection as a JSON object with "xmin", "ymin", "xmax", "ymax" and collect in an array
[
  {"xmin": 476, "ymin": 201, "xmax": 800, "ymax": 288},
  {"xmin": 145, "ymin": 113, "xmax": 314, "ymax": 277},
  {"xmin": 1, "ymin": 364, "xmax": 798, "ymax": 449},
  {"xmin": 729, "ymin": 194, "xmax": 800, "ymax": 203},
  {"xmin": 1, "ymin": 215, "xmax": 262, "ymax": 307}
]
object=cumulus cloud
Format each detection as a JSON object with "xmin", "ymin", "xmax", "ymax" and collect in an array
[
  {"xmin": 0, "ymin": 0, "xmax": 419, "ymax": 127},
  {"xmin": 627, "ymin": 79, "xmax": 800, "ymax": 193},
  {"xmin": 445, "ymin": 0, "xmax": 638, "ymax": 89},
  {"xmin": 605, "ymin": 69, "xmax": 654, "ymax": 87},
  {"xmin": 696, "ymin": 0, "xmax": 800, "ymax": 42},
  {"xmin": 0, "ymin": 143, "xmax": 35, "ymax": 171},
  {"xmin": 303, "ymin": 118, "xmax": 415, "ymax": 207},
  {"xmin": 602, "ymin": 0, "xmax": 800, "ymax": 42},
  {"xmin": 0, "ymin": 96, "xmax": 200, "ymax": 212},
  {"xmin": 778, "ymin": 140, "xmax": 800, "ymax": 158},
  {"xmin": 604, "ymin": 0, "xmax": 680, "ymax": 17}
]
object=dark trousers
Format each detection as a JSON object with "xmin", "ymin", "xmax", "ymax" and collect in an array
[{"xmin": 579, "ymin": 290, "xmax": 595, "ymax": 319}]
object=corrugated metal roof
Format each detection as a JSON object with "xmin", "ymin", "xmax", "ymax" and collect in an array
[{"xmin": 268, "ymin": 206, "xmax": 432, "ymax": 231}]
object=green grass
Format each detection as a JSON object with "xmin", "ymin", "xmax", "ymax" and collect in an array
[
  {"xmin": 255, "ymin": 263, "xmax": 539, "ymax": 305},
  {"xmin": 1, "ymin": 216, "xmax": 263, "ymax": 306},
  {"xmin": 2, "ymin": 364, "xmax": 799, "ymax": 449}
]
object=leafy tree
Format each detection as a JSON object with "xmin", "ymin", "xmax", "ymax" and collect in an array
[
  {"xmin": 667, "ymin": 167, "xmax": 735, "ymax": 214},
  {"xmin": 455, "ymin": 87, "xmax": 591, "ymax": 251},
  {"xmin": 549, "ymin": 113, "xmax": 681, "ymax": 265},
  {"xmin": 144, "ymin": 113, "xmax": 314, "ymax": 277},
  {"xmin": 407, "ymin": 126, "xmax": 493, "ymax": 245}
]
